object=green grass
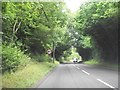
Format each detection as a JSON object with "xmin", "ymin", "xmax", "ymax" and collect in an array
[
  {"xmin": 84, "ymin": 59, "xmax": 100, "ymax": 65},
  {"xmin": 1, "ymin": 61, "xmax": 59, "ymax": 88}
]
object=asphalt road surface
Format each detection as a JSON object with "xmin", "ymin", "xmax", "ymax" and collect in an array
[{"xmin": 36, "ymin": 63, "xmax": 118, "ymax": 89}]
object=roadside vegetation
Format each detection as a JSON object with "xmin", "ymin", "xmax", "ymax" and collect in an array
[
  {"xmin": 2, "ymin": 2, "xmax": 68, "ymax": 88},
  {"xmin": 74, "ymin": 2, "xmax": 118, "ymax": 64},
  {"xmin": 60, "ymin": 46, "xmax": 82, "ymax": 63},
  {"xmin": 2, "ymin": 61, "xmax": 58, "ymax": 88},
  {"xmin": 1, "ymin": 1, "xmax": 119, "ymax": 88},
  {"xmin": 84, "ymin": 59, "xmax": 118, "ymax": 70},
  {"xmin": 84, "ymin": 59, "xmax": 100, "ymax": 65}
]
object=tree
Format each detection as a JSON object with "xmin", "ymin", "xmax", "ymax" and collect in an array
[{"xmin": 75, "ymin": 2, "xmax": 118, "ymax": 62}]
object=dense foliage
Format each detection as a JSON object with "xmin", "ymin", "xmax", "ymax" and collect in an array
[
  {"xmin": 75, "ymin": 2, "xmax": 118, "ymax": 62},
  {"xmin": 2, "ymin": 2, "xmax": 69, "ymax": 72},
  {"xmin": 2, "ymin": 43, "xmax": 30, "ymax": 72},
  {"xmin": 2, "ymin": 1, "xmax": 119, "ymax": 72},
  {"xmin": 2, "ymin": 2, "xmax": 68, "ymax": 53}
]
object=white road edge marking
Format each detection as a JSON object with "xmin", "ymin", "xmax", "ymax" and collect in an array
[
  {"xmin": 97, "ymin": 79, "xmax": 115, "ymax": 88},
  {"xmin": 82, "ymin": 70, "xmax": 90, "ymax": 75}
]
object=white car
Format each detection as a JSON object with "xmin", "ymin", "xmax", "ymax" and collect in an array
[{"xmin": 73, "ymin": 58, "xmax": 78, "ymax": 63}]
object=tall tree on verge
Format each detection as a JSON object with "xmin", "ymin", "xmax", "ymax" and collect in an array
[{"xmin": 2, "ymin": 2, "xmax": 68, "ymax": 58}]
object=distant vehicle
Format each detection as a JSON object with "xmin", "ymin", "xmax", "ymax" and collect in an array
[
  {"xmin": 73, "ymin": 58, "xmax": 78, "ymax": 63},
  {"xmin": 73, "ymin": 58, "xmax": 83, "ymax": 63}
]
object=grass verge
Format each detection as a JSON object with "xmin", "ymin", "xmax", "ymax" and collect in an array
[
  {"xmin": 84, "ymin": 59, "xmax": 100, "ymax": 65},
  {"xmin": 84, "ymin": 59, "xmax": 118, "ymax": 70},
  {"xmin": 1, "ymin": 61, "xmax": 59, "ymax": 88}
]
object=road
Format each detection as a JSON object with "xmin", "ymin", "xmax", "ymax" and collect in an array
[{"xmin": 36, "ymin": 63, "xmax": 118, "ymax": 89}]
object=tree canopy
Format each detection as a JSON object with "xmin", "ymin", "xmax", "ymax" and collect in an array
[
  {"xmin": 2, "ymin": 1, "xmax": 119, "ymax": 72},
  {"xmin": 2, "ymin": 2, "xmax": 69, "ymax": 54},
  {"xmin": 75, "ymin": 2, "xmax": 118, "ymax": 62}
]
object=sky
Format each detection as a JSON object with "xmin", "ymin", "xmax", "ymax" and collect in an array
[{"xmin": 64, "ymin": 0, "xmax": 87, "ymax": 12}]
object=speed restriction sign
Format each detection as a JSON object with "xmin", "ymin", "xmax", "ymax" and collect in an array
[{"xmin": 47, "ymin": 50, "xmax": 52, "ymax": 54}]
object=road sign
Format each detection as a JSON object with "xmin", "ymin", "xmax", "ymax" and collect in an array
[{"xmin": 47, "ymin": 50, "xmax": 52, "ymax": 54}]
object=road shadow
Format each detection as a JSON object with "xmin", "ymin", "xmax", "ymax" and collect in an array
[{"xmin": 60, "ymin": 61, "xmax": 83, "ymax": 64}]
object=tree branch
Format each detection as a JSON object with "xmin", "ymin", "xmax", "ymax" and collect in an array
[
  {"xmin": 41, "ymin": 6, "xmax": 49, "ymax": 22},
  {"xmin": 13, "ymin": 19, "xmax": 18, "ymax": 33},
  {"xmin": 15, "ymin": 21, "xmax": 21, "ymax": 33}
]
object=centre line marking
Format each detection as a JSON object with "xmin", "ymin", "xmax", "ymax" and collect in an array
[
  {"xmin": 82, "ymin": 70, "xmax": 90, "ymax": 75},
  {"xmin": 73, "ymin": 65, "xmax": 75, "ymax": 67},
  {"xmin": 76, "ymin": 67, "xmax": 80, "ymax": 69},
  {"xmin": 97, "ymin": 79, "xmax": 115, "ymax": 88}
]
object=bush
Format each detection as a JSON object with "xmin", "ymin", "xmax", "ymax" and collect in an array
[
  {"xmin": 84, "ymin": 59, "xmax": 100, "ymax": 65},
  {"xmin": 2, "ymin": 44, "xmax": 30, "ymax": 72},
  {"xmin": 59, "ymin": 57, "xmax": 64, "ymax": 63},
  {"xmin": 31, "ymin": 54, "xmax": 52, "ymax": 62}
]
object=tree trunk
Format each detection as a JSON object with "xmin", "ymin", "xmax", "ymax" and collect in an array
[{"xmin": 53, "ymin": 41, "xmax": 55, "ymax": 63}]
